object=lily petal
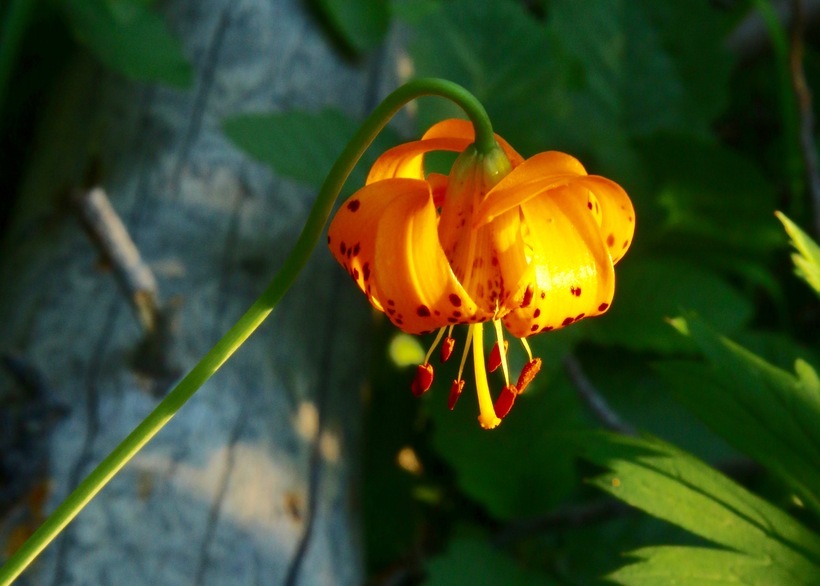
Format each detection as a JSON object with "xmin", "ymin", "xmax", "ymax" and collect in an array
[
  {"xmin": 570, "ymin": 176, "xmax": 635, "ymax": 264},
  {"xmin": 365, "ymin": 179, "xmax": 492, "ymax": 334},
  {"xmin": 502, "ymin": 185, "xmax": 615, "ymax": 338},
  {"xmin": 473, "ymin": 151, "xmax": 588, "ymax": 227},
  {"xmin": 367, "ymin": 137, "xmax": 468, "ymax": 184},
  {"xmin": 422, "ymin": 119, "xmax": 525, "ymax": 167}
]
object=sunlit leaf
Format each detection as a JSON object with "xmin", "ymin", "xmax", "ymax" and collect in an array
[
  {"xmin": 62, "ymin": 0, "xmax": 193, "ymax": 87},
  {"xmin": 776, "ymin": 211, "xmax": 820, "ymax": 297},
  {"xmin": 581, "ymin": 433, "xmax": 820, "ymax": 584},
  {"xmin": 657, "ymin": 314, "xmax": 820, "ymax": 513}
]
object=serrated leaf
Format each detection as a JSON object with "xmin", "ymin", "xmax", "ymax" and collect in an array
[
  {"xmin": 582, "ymin": 258, "xmax": 752, "ymax": 352},
  {"xmin": 656, "ymin": 315, "xmax": 820, "ymax": 513},
  {"xmin": 312, "ymin": 0, "xmax": 389, "ymax": 54},
  {"xmin": 776, "ymin": 211, "xmax": 820, "ymax": 297},
  {"xmin": 580, "ymin": 433, "xmax": 820, "ymax": 584},
  {"xmin": 609, "ymin": 546, "xmax": 800, "ymax": 586},
  {"xmin": 223, "ymin": 108, "xmax": 399, "ymax": 192},
  {"xmin": 425, "ymin": 538, "xmax": 557, "ymax": 586},
  {"xmin": 428, "ymin": 368, "xmax": 584, "ymax": 520},
  {"xmin": 62, "ymin": 0, "xmax": 193, "ymax": 87}
]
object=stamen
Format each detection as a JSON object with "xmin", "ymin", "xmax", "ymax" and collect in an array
[
  {"xmin": 440, "ymin": 336, "xmax": 456, "ymax": 363},
  {"xmin": 471, "ymin": 323, "xmax": 501, "ymax": 429},
  {"xmin": 520, "ymin": 337, "xmax": 533, "ymax": 362},
  {"xmin": 423, "ymin": 327, "xmax": 448, "ymax": 365},
  {"xmin": 491, "ymin": 319, "xmax": 511, "ymax": 386},
  {"xmin": 494, "ymin": 384, "xmax": 517, "ymax": 418},
  {"xmin": 516, "ymin": 358, "xmax": 542, "ymax": 394},
  {"xmin": 456, "ymin": 325, "xmax": 474, "ymax": 383},
  {"xmin": 448, "ymin": 379, "xmax": 465, "ymax": 410},
  {"xmin": 411, "ymin": 363, "xmax": 434, "ymax": 397}
]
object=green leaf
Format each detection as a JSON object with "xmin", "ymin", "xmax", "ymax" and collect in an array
[
  {"xmin": 223, "ymin": 108, "xmax": 399, "ymax": 192},
  {"xmin": 656, "ymin": 315, "xmax": 820, "ymax": 513},
  {"xmin": 580, "ymin": 433, "xmax": 820, "ymax": 584},
  {"xmin": 609, "ymin": 546, "xmax": 801, "ymax": 586},
  {"xmin": 400, "ymin": 0, "xmax": 575, "ymax": 157},
  {"xmin": 582, "ymin": 258, "xmax": 752, "ymax": 352},
  {"xmin": 425, "ymin": 538, "xmax": 557, "ymax": 586},
  {"xmin": 312, "ymin": 0, "xmax": 389, "ymax": 54},
  {"xmin": 62, "ymin": 0, "xmax": 193, "ymax": 87},
  {"xmin": 776, "ymin": 211, "xmax": 820, "ymax": 297},
  {"xmin": 428, "ymin": 367, "xmax": 585, "ymax": 520}
]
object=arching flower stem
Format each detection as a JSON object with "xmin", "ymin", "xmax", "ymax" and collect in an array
[{"xmin": 0, "ymin": 78, "xmax": 498, "ymax": 586}]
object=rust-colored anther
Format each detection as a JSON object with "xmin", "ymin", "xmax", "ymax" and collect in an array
[
  {"xmin": 411, "ymin": 363, "xmax": 435, "ymax": 397},
  {"xmin": 516, "ymin": 358, "xmax": 542, "ymax": 394},
  {"xmin": 486, "ymin": 340, "xmax": 509, "ymax": 373},
  {"xmin": 494, "ymin": 384, "xmax": 517, "ymax": 418},
  {"xmin": 448, "ymin": 379, "xmax": 465, "ymax": 410},
  {"xmin": 440, "ymin": 336, "xmax": 456, "ymax": 363}
]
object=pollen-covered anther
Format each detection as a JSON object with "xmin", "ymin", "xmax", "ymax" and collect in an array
[
  {"xmin": 440, "ymin": 336, "xmax": 456, "ymax": 363},
  {"xmin": 411, "ymin": 363, "xmax": 435, "ymax": 397},
  {"xmin": 487, "ymin": 340, "xmax": 509, "ymax": 373},
  {"xmin": 448, "ymin": 379, "xmax": 465, "ymax": 410},
  {"xmin": 516, "ymin": 358, "xmax": 542, "ymax": 394},
  {"xmin": 494, "ymin": 384, "xmax": 517, "ymax": 419}
]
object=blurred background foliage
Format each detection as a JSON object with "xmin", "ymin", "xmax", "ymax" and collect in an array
[{"xmin": 2, "ymin": 0, "xmax": 820, "ymax": 584}]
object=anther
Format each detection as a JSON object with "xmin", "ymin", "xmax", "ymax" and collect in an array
[
  {"xmin": 487, "ymin": 340, "xmax": 509, "ymax": 373},
  {"xmin": 440, "ymin": 336, "xmax": 456, "ymax": 363},
  {"xmin": 516, "ymin": 358, "xmax": 542, "ymax": 394},
  {"xmin": 411, "ymin": 363, "xmax": 435, "ymax": 397},
  {"xmin": 494, "ymin": 384, "xmax": 517, "ymax": 418},
  {"xmin": 448, "ymin": 379, "xmax": 465, "ymax": 410}
]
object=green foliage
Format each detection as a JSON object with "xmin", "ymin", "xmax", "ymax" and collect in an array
[
  {"xmin": 581, "ymin": 433, "xmax": 820, "ymax": 585},
  {"xmin": 777, "ymin": 212, "xmax": 820, "ymax": 297},
  {"xmin": 425, "ymin": 538, "xmax": 558, "ymax": 585},
  {"xmin": 657, "ymin": 315, "xmax": 820, "ymax": 513},
  {"xmin": 312, "ymin": 0, "xmax": 390, "ymax": 54},
  {"xmin": 61, "ymin": 0, "xmax": 193, "ymax": 87},
  {"xmin": 223, "ymin": 109, "xmax": 399, "ymax": 194}
]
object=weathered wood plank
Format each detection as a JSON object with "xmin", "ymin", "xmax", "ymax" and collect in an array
[{"xmin": 0, "ymin": 0, "xmax": 397, "ymax": 583}]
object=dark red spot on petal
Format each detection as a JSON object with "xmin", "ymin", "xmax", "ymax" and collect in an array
[
  {"xmin": 562, "ymin": 316, "xmax": 574, "ymax": 326},
  {"xmin": 606, "ymin": 234, "xmax": 615, "ymax": 247},
  {"xmin": 387, "ymin": 299, "xmax": 395, "ymax": 306},
  {"xmin": 622, "ymin": 240, "xmax": 629, "ymax": 249},
  {"xmin": 451, "ymin": 311, "xmax": 461, "ymax": 318},
  {"xmin": 352, "ymin": 268, "xmax": 359, "ymax": 281},
  {"xmin": 340, "ymin": 242, "xmax": 346, "ymax": 255},
  {"xmin": 587, "ymin": 201, "xmax": 593, "ymax": 210},
  {"xmin": 575, "ymin": 313, "xmax": 585, "ymax": 321},
  {"xmin": 352, "ymin": 243, "xmax": 360, "ymax": 256},
  {"xmin": 521, "ymin": 284, "xmax": 534, "ymax": 308},
  {"xmin": 449, "ymin": 293, "xmax": 462, "ymax": 307},
  {"xmin": 417, "ymin": 305, "xmax": 431, "ymax": 317},
  {"xmin": 598, "ymin": 302, "xmax": 609, "ymax": 312},
  {"xmin": 533, "ymin": 308, "xmax": 541, "ymax": 318},
  {"xmin": 530, "ymin": 324, "xmax": 539, "ymax": 332},
  {"xmin": 363, "ymin": 262, "xmax": 370, "ymax": 281},
  {"xmin": 570, "ymin": 286, "xmax": 582, "ymax": 297},
  {"xmin": 540, "ymin": 325, "xmax": 554, "ymax": 333},
  {"xmin": 346, "ymin": 199, "xmax": 360, "ymax": 212}
]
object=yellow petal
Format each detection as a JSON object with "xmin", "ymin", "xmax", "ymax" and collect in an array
[
  {"xmin": 329, "ymin": 180, "xmax": 424, "ymax": 312},
  {"xmin": 422, "ymin": 118, "xmax": 525, "ymax": 166},
  {"xmin": 367, "ymin": 137, "xmax": 469, "ymax": 184},
  {"xmin": 570, "ymin": 176, "xmax": 635, "ymax": 264},
  {"xmin": 501, "ymin": 185, "xmax": 615, "ymax": 338},
  {"xmin": 474, "ymin": 151, "xmax": 588, "ymax": 227},
  {"xmin": 362, "ymin": 179, "xmax": 491, "ymax": 334}
]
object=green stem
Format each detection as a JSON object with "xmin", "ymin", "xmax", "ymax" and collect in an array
[
  {"xmin": 0, "ymin": 0, "xmax": 37, "ymax": 118},
  {"xmin": 0, "ymin": 77, "xmax": 493, "ymax": 585}
]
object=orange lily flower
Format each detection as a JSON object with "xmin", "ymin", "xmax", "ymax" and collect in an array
[{"xmin": 328, "ymin": 119, "xmax": 634, "ymax": 429}]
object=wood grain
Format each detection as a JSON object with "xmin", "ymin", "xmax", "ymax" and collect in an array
[{"xmin": 0, "ymin": 0, "xmax": 398, "ymax": 583}]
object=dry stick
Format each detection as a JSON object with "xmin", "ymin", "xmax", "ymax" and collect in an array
[
  {"xmin": 789, "ymin": 0, "xmax": 820, "ymax": 237},
  {"xmin": 73, "ymin": 186, "xmax": 160, "ymax": 332},
  {"xmin": 562, "ymin": 354, "xmax": 636, "ymax": 436}
]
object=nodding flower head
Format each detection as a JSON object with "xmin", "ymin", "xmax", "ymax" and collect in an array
[{"xmin": 328, "ymin": 119, "xmax": 634, "ymax": 429}]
